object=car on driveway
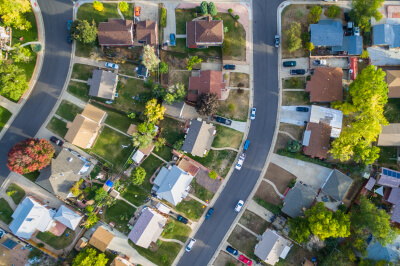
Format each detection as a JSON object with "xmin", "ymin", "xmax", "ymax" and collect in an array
[
  {"xmin": 50, "ymin": 136, "xmax": 64, "ymax": 147},
  {"xmin": 313, "ymin": 60, "xmax": 327, "ymax": 66},
  {"xmin": 135, "ymin": 6, "xmax": 141, "ymax": 17},
  {"xmin": 275, "ymin": 35, "xmax": 280, "ymax": 48},
  {"xmin": 67, "ymin": 20, "xmax": 72, "ymax": 31},
  {"xmin": 177, "ymin": 215, "xmax": 188, "ymax": 224},
  {"xmin": 170, "ymin": 33, "xmax": 176, "ymax": 46},
  {"xmin": 296, "ymin": 107, "xmax": 309, "ymax": 112},
  {"xmin": 223, "ymin": 64, "xmax": 236, "ymax": 70},
  {"xmin": 205, "ymin": 208, "xmax": 214, "ymax": 220},
  {"xmin": 235, "ymin": 200, "xmax": 244, "ymax": 212},
  {"xmin": 213, "ymin": 115, "xmax": 232, "ymax": 125},
  {"xmin": 239, "ymin": 255, "xmax": 252, "ymax": 265},
  {"xmin": 105, "ymin": 62, "xmax": 119, "ymax": 70},
  {"xmin": 283, "ymin": 61, "xmax": 296, "ymax": 67},
  {"xmin": 186, "ymin": 238, "xmax": 196, "ymax": 252},
  {"xmin": 226, "ymin": 246, "xmax": 238, "ymax": 255},
  {"xmin": 250, "ymin": 108, "xmax": 256, "ymax": 120},
  {"xmin": 290, "ymin": 69, "xmax": 306, "ymax": 75}
]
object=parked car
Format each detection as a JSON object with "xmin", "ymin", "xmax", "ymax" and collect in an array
[
  {"xmin": 250, "ymin": 107, "xmax": 256, "ymax": 120},
  {"xmin": 67, "ymin": 34, "xmax": 72, "ymax": 43},
  {"xmin": 223, "ymin": 64, "xmax": 236, "ymax": 70},
  {"xmin": 296, "ymin": 107, "xmax": 309, "ymax": 112},
  {"xmin": 177, "ymin": 215, "xmax": 188, "ymax": 224},
  {"xmin": 243, "ymin": 140, "xmax": 250, "ymax": 151},
  {"xmin": 170, "ymin": 33, "xmax": 176, "ymax": 46},
  {"xmin": 235, "ymin": 200, "xmax": 244, "ymax": 212},
  {"xmin": 275, "ymin": 35, "xmax": 280, "ymax": 48},
  {"xmin": 313, "ymin": 60, "xmax": 327, "ymax": 66},
  {"xmin": 50, "ymin": 136, "xmax": 64, "ymax": 147},
  {"xmin": 105, "ymin": 62, "xmax": 119, "ymax": 70},
  {"xmin": 67, "ymin": 20, "xmax": 72, "ymax": 31},
  {"xmin": 135, "ymin": 6, "xmax": 141, "ymax": 17},
  {"xmin": 354, "ymin": 27, "xmax": 360, "ymax": 36},
  {"xmin": 283, "ymin": 61, "xmax": 296, "ymax": 67},
  {"xmin": 235, "ymin": 153, "xmax": 246, "ymax": 170},
  {"xmin": 239, "ymin": 255, "xmax": 252, "ymax": 265},
  {"xmin": 186, "ymin": 238, "xmax": 196, "ymax": 252},
  {"xmin": 213, "ymin": 115, "xmax": 232, "ymax": 125},
  {"xmin": 205, "ymin": 208, "xmax": 214, "ymax": 220},
  {"xmin": 290, "ymin": 69, "xmax": 306, "ymax": 75},
  {"xmin": 226, "ymin": 245, "xmax": 238, "ymax": 255}
]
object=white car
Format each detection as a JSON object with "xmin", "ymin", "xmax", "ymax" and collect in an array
[
  {"xmin": 250, "ymin": 108, "xmax": 256, "ymax": 120},
  {"xmin": 235, "ymin": 159, "xmax": 244, "ymax": 170},
  {"xmin": 235, "ymin": 200, "xmax": 244, "ymax": 212},
  {"xmin": 105, "ymin": 62, "xmax": 119, "ymax": 70},
  {"xmin": 186, "ymin": 238, "xmax": 196, "ymax": 252}
]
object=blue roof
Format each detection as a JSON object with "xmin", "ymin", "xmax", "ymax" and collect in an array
[
  {"xmin": 105, "ymin": 180, "xmax": 114, "ymax": 187},
  {"xmin": 2, "ymin": 239, "xmax": 17, "ymax": 250},
  {"xmin": 367, "ymin": 234, "xmax": 400, "ymax": 263},
  {"xmin": 373, "ymin": 24, "xmax": 400, "ymax": 48},
  {"xmin": 310, "ymin": 20, "xmax": 343, "ymax": 47},
  {"xmin": 332, "ymin": 35, "xmax": 363, "ymax": 55}
]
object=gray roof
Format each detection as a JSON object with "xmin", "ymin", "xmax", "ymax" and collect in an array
[
  {"xmin": 310, "ymin": 20, "xmax": 343, "ymax": 47},
  {"xmin": 378, "ymin": 167, "xmax": 400, "ymax": 188},
  {"xmin": 322, "ymin": 169, "xmax": 353, "ymax": 201},
  {"xmin": 88, "ymin": 69, "xmax": 118, "ymax": 100},
  {"xmin": 182, "ymin": 119, "xmax": 216, "ymax": 157},
  {"xmin": 373, "ymin": 24, "xmax": 400, "ymax": 48},
  {"xmin": 36, "ymin": 149, "xmax": 91, "ymax": 199},
  {"xmin": 163, "ymin": 101, "xmax": 185, "ymax": 118},
  {"xmin": 254, "ymin": 229, "xmax": 290, "ymax": 264},
  {"xmin": 54, "ymin": 205, "xmax": 83, "ymax": 230},
  {"xmin": 282, "ymin": 183, "xmax": 317, "ymax": 218},
  {"xmin": 332, "ymin": 35, "xmax": 363, "ymax": 55}
]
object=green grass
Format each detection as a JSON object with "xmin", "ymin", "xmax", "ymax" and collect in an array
[
  {"xmin": 254, "ymin": 196, "xmax": 281, "ymax": 215},
  {"xmin": 122, "ymin": 183, "xmax": 150, "ymax": 206},
  {"xmin": 121, "ymin": 3, "xmax": 134, "ymax": 20},
  {"xmin": 77, "ymin": 3, "xmax": 120, "ymax": 24},
  {"xmin": 175, "ymin": 198, "xmax": 205, "ymax": 221},
  {"xmin": 283, "ymin": 77, "xmax": 306, "ymax": 89},
  {"xmin": 36, "ymin": 229, "xmax": 75, "ymax": 250},
  {"xmin": 282, "ymin": 91, "xmax": 310, "ymax": 106},
  {"xmin": 75, "ymin": 41, "xmax": 98, "ymax": 58},
  {"xmin": 169, "ymin": 38, "xmax": 222, "ymax": 57},
  {"xmin": 188, "ymin": 150, "xmax": 237, "ymax": 178},
  {"xmin": 129, "ymin": 240, "xmax": 181, "ymax": 266},
  {"xmin": 140, "ymin": 154, "xmax": 163, "ymax": 191},
  {"xmin": 6, "ymin": 183, "xmax": 25, "ymax": 205},
  {"xmin": 23, "ymin": 171, "xmax": 40, "ymax": 182},
  {"xmin": 158, "ymin": 117, "xmax": 185, "ymax": 145},
  {"xmin": 46, "ymin": 117, "xmax": 68, "ymax": 138},
  {"xmin": 175, "ymin": 11, "xmax": 194, "ymax": 34},
  {"xmin": 11, "ymin": 9, "xmax": 38, "ymax": 44},
  {"xmin": 219, "ymin": 13, "xmax": 246, "ymax": 61},
  {"xmin": 378, "ymin": 146, "xmax": 398, "ymax": 169},
  {"xmin": 56, "ymin": 100, "xmax": 84, "ymax": 122},
  {"xmin": 103, "ymin": 200, "xmax": 136, "ymax": 234},
  {"xmin": 91, "ymin": 126, "xmax": 134, "ymax": 170},
  {"xmin": 90, "ymin": 165, "xmax": 102, "ymax": 180},
  {"xmin": 67, "ymin": 81, "xmax": 90, "ymax": 102},
  {"xmin": 191, "ymin": 179, "xmax": 214, "ymax": 202},
  {"xmin": 111, "ymin": 78, "xmax": 148, "ymax": 113},
  {"xmin": 153, "ymin": 146, "xmax": 172, "ymax": 162},
  {"xmin": 212, "ymin": 125, "xmax": 243, "ymax": 149},
  {"xmin": 384, "ymin": 98, "xmax": 400, "ymax": 123},
  {"xmin": 162, "ymin": 217, "xmax": 192, "ymax": 242},
  {"xmin": 14, "ymin": 56, "xmax": 37, "ymax": 83},
  {"xmin": 0, "ymin": 106, "xmax": 12, "ymax": 132},
  {"xmin": 118, "ymin": 62, "xmax": 139, "ymax": 77},
  {"xmin": 71, "ymin": 64, "xmax": 98, "ymax": 81},
  {"xmin": 0, "ymin": 198, "xmax": 13, "ymax": 224}
]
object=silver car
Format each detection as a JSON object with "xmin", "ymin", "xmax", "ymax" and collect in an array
[
  {"xmin": 250, "ymin": 108, "xmax": 256, "ymax": 120},
  {"xmin": 105, "ymin": 62, "xmax": 119, "ymax": 70}
]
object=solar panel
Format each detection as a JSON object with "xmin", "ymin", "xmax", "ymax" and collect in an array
[
  {"xmin": 397, "ymin": 173, "xmax": 400, "ymax": 179},
  {"xmin": 383, "ymin": 169, "xmax": 388, "ymax": 175}
]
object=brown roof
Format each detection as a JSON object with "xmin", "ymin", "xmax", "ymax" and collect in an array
[
  {"xmin": 74, "ymin": 237, "xmax": 88, "ymax": 251},
  {"xmin": 111, "ymin": 256, "xmax": 135, "ymax": 266},
  {"xmin": 98, "ymin": 19, "xmax": 133, "ymax": 46},
  {"xmin": 139, "ymin": 143, "xmax": 155, "ymax": 155},
  {"xmin": 303, "ymin": 122, "xmax": 331, "ymax": 159},
  {"xmin": 188, "ymin": 70, "xmax": 226, "ymax": 101},
  {"xmin": 386, "ymin": 70, "xmax": 400, "ymax": 97},
  {"xmin": 136, "ymin": 20, "xmax": 158, "ymax": 46},
  {"xmin": 88, "ymin": 70, "xmax": 118, "ymax": 100},
  {"xmin": 89, "ymin": 226, "xmax": 114, "ymax": 252},
  {"xmin": 177, "ymin": 157, "xmax": 200, "ymax": 176},
  {"xmin": 186, "ymin": 16, "xmax": 223, "ymax": 47},
  {"xmin": 306, "ymin": 67, "xmax": 344, "ymax": 102},
  {"xmin": 378, "ymin": 123, "xmax": 400, "ymax": 146}
]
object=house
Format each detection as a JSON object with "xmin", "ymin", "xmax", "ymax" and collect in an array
[
  {"xmin": 88, "ymin": 70, "xmax": 118, "ymax": 100},
  {"xmin": 98, "ymin": 19, "xmax": 134, "ymax": 46},
  {"xmin": 331, "ymin": 35, "xmax": 363, "ymax": 55},
  {"xmin": 128, "ymin": 208, "xmax": 167, "ymax": 248},
  {"xmin": 36, "ymin": 148, "xmax": 91, "ymax": 199},
  {"xmin": 377, "ymin": 167, "xmax": 400, "ymax": 188},
  {"xmin": 9, "ymin": 197, "xmax": 56, "ymax": 239},
  {"xmin": 373, "ymin": 24, "xmax": 400, "ymax": 48},
  {"xmin": 367, "ymin": 233, "xmax": 400, "ymax": 263},
  {"xmin": 378, "ymin": 124, "xmax": 400, "ymax": 146},
  {"xmin": 136, "ymin": 20, "xmax": 158, "ymax": 46},
  {"xmin": 64, "ymin": 104, "xmax": 107, "ymax": 149},
  {"xmin": 188, "ymin": 70, "xmax": 226, "ymax": 102},
  {"xmin": 385, "ymin": 70, "xmax": 400, "ymax": 98},
  {"xmin": 309, "ymin": 105, "xmax": 343, "ymax": 138},
  {"xmin": 89, "ymin": 225, "xmax": 114, "ymax": 252},
  {"xmin": 302, "ymin": 122, "xmax": 331, "ymax": 159},
  {"xmin": 386, "ymin": 187, "xmax": 400, "ymax": 224},
  {"xmin": 281, "ymin": 183, "xmax": 317, "ymax": 218},
  {"xmin": 152, "ymin": 165, "xmax": 194, "ymax": 206},
  {"xmin": 111, "ymin": 255, "xmax": 135, "ymax": 266},
  {"xmin": 163, "ymin": 101, "xmax": 185, "ymax": 119},
  {"xmin": 186, "ymin": 15, "xmax": 223, "ymax": 48},
  {"xmin": 306, "ymin": 67, "xmax": 344, "ymax": 102},
  {"xmin": 254, "ymin": 229, "xmax": 292, "ymax": 265},
  {"xmin": 54, "ymin": 205, "xmax": 83, "ymax": 230},
  {"xmin": 137, "ymin": 64, "xmax": 149, "ymax": 78},
  {"xmin": 310, "ymin": 20, "xmax": 343, "ymax": 47},
  {"xmin": 182, "ymin": 119, "xmax": 216, "ymax": 157}
]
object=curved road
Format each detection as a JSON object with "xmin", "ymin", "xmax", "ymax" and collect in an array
[
  {"xmin": 178, "ymin": 0, "xmax": 281, "ymax": 265},
  {"xmin": 0, "ymin": 0, "xmax": 73, "ymax": 182}
]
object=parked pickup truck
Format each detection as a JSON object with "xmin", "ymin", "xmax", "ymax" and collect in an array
[
  {"xmin": 235, "ymin": 153, "xmax": 246, "ymax": 170},
  {"xmin": 213, "ymin": 115, "xmax": 232, "ymax": 125},
  {"xmin": 290, "ymin": 69, "xmax": 306, "ymax": 75}
]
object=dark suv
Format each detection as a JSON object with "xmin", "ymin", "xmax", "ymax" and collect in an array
[
  {"xmin": 223, "ymin": 64, "xmax": 236, "ymax": 70},
  {"xmin": 283, "ymin": 61, "xmax": 296, "ymax": 67},
  {"xmin": 177, "ymin": 215, "xmax": 188, "ymax": 224},
  {"xmin": 290, "ymin": 69, "xmax": 306, "ymax": 75},
  {"xmin": 226, "ymin": 246, "xmax": 238, "ymax": 255}
]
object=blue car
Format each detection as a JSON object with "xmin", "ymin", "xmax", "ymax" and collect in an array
[
  {"xmin": 205, "ymin": 208, "xmax": 214, "ymax": 220},
  {"xmin": 67, "ymin": 20, "xmax": 72, "ymax": 31},
  {"xmin": 170, "ymin": 33, "xmax": 176, "ymax": 46},
  {"xmin": 226, "ymin": 246, "xmax": 238, "ymax": 255}
]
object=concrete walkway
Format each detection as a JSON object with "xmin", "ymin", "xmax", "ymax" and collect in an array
[
  {"xmin": 159, "ymin": 237, "xmax": 184, "ymax": 246},
  {"xmin": 215, "ymin": 120, "xmax": 247, "ymax": 133},
  {"xmin": 70, "ymin": 78, "xmax": 88, "ymax": 83},
  {"xmin": 176, "ymin": 34, "xmax": 186, "ymax": 38},
  {"xmin": 188, "ymin": 193, "xmax": 209, "ymax": 206},
  {"xmin": 104, "ymin": 124, "xmax": 131, "ymax": 137},
  {"xmin": 0, "ymin": 95, "xmax": 19, "ymax": 114},
  {"xmin": 163, "ymin": 3, "xmax": 179, "ymax": 43},
  {"xmin": 117, "ymin": 5, "xmax": 124, "ymax": 19},
  {"xmin": 262, "ymin": 179, "xmax": 284, "ymax": 198},
  {"xmin": 282, "ymin": 88, "xmax": 305, "ymax": 91},
  {"xmin": 119, "ymin": 73, "xmax": 143, "ymax": 80},
  {"xmin": 62, "ymin": 92, "xmax": 88, "ymax": 109},
  {"xmin": 211, "ymin": 147, "xmax": 239, "ymax": 152},
  {"xmin": 118, "ymin": 195, "xmax": 138, "ymax": 208},
  {"xmin": 4, "ymin": 41, "xmax": 41, "ymax": 50},
  {"xmin": 246, "ymin": 199, "xmax": 274, "ymax": 223},
  {"xmin": 278, "ymin": 130, "xmax": 298, "ymax": 141},
  {"xmin": 74, "ymin": 56, "xmax": 105, "ymax": 68},
  {"xmin": 151, "ymin": 152, "xmax": 168, "ymax": 164}
]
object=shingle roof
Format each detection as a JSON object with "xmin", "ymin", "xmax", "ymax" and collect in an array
[
  {"xmin": 373, "ymin": 24, "xmax": 400, "ymax": 48},
  {"xmin": 254, "ymin": 229, "xmax": 290, "ymax": 264},
  {"xmin": 98, "ymin": 19, "xmax": 133, "ymax": 46},
  {"xmin": 378, "ymin": 123, "xmax": 400, "ymax": 146},
  {"xmin": 365, "ymin": 177, "xmax": 376, "ymax": 191},
  {"xmin": 378, "ymin": 168, "xmax": 400, "ymax": 187},
  {"xmin": 88, "ymin": 70, "xmax": 118, "ymax": 100},
  {"xmin": 309, "ymin": 105, "xmax": 343, "ymax": 138},
  {"xmin": 54, "ymin": 205, "xmax": 83, "ymax": 230},
  {"xmin": 188, "ymin": 70, "xmax": 225, "ymax": 102},
  {"xmin": 136, "ymin": 20, "xmax": 158, "ymax": 46},
  {"xmin": 306, "ymin": 67, "xmax": 344, "ymax": 102},
  {"xmin": 186, "ymin": 16, "xmax": 223, "ymax": 47},
  {"xmin": 182, "ymin": 119, "xmax": 216, "ymax": 157},
  {"xmin": 128, "ymin": 208, "xmax": 167, "ymax": 248},
  {"xmin": 282, "ymin": 183, "xmax": 317, "ymax": 218},
  {"xmin": 322, "ymin": 169, "xmax": 353, "ymax": 201},
  {"xmin": 89, "ymin": 226, "xmax": 114, "ymax": 252},
  {"xmin": 310, "ymin": 20, "xmax": 343, "ymax": 47},
  {"xmin": 303, "ymin": 122, "xmax": 331, "ymax": 159},
  {"xmin": 385, "ymin": 70, "xmax": 400, "ymax": 98},
  {"xmin": 332, "ymin": 35, "xmax": 363, "ymax": 55},
  {"xmin": 387, "ymin": 188, "xmax": 400, "ymax": 223},
  {"xmin": 163, "ymin": 101, "xmax": 185, "ymax": 118}
]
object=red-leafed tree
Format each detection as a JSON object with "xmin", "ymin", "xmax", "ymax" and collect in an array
[{"xmin": 7, "ymin": 138, "xmax": 55, "ymax": 174}]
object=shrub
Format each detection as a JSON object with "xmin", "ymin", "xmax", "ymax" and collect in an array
[
  {"xmin": 37, "ymin": 243, "xmax": 45, "ymax": 248},
  {"xmin": 228, "ymin": 103, "xmax": 235, "ymax": 111},
  {"xmin": 234, "ymin": 15, "xmax": 240, "ymax": 20},
  {"xmin": 224, "ymin": 73, "xmax": 228, "ymax": 80},
  {"xmin": 161, "ymin": 255, "xmax": 167, "ymax": 263},
  {"xmin": 209, "ymin": 171, "xmax": 217, "ymax": 179},
  {"xmin": 338, "ymin": 204, "xmax": 347, "ymax": 212},
  {"xmin": 237, "ymin": 88, "xmax": 244, "ymax": 94},
  {"xmin": 195, "ymin": 6, "xmax": 202, "ymax": 13},
  {"xmin": 288, "ymin": 179, "xmax": 297, "ymax": 188},
  {"xmin": 308, "ymin": 6, "xmax": 322, "ymax": 23},
  {"xmin": 208, "ymin": 2, "xmax": 217, "ymax": 16},
  {"xmin": 228, "ymin": 8, "xmax": 233, "ymax": 14},
  {"xmin": 305, "ymin": 42, "xmax": 314, "ymax": 51},
  {"xmin": 160, "ymin": 8, "xmax": 167, "ymax": 27},
  {"xmin": 327, "ymin": 5, "xmax": 341, "ymax": 19},
  {"xmin": 119, "ymin": 2, "xmax": 129, "ymax": 12},
  {"xmin": 285, "ymin": 22, "xmax": 302, "ymax": 53},
  {"xmin": 131, "ymin": 166, "xmax": 146, "ymax": 185},
  {"xmin": 301, "ymin": 32, "xmax": 310, "ymax": 43},
  {"xmin": 360, "ymin": 50, "xmax": 369, "ymax": 59},
  {"xmin": 31, "ymin": 44, "xmax": 41, "ymax": 53},
  {"xmin": 200, "ymin": 1, "xmax": 208, "ymax": 15},
  {"xmin": 93, "ymin": 1, "xmax": 104, "ymax": 11},
  {"xmin": 224, "ymin": 26, "xmax": 228, "ymax": 33},
  {"xmin": 159, "ymin": 62, "xmax": 169, "ymax": 74}
]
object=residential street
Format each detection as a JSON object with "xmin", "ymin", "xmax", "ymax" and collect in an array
[{"xmin": 0, "ymin": 0, "xmax": 73, "ymax": 184}]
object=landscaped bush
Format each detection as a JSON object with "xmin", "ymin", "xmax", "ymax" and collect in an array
[
  {"xmin": 326, "ymin": 5, "xmax": 341, "ymax": 19},
  {"xmin": 308, "ymin": 5, "xmax": 322, "ymax": 23},
  {"xmin": 288, "ymin": 179, "xmax": 296, "ymax": 188},
  {"xmin": 208, "ymin": 2, "xmax": 217, "ymax": 16},
  {"xmin": 228, "ymin": 8, "xmax": 233, "ymax": 14},
  {"xmin": 160, "ymin": 8, "xmax": 167, "ymax": 27},
  {"xmin": 200, "ymin": 1, "xmax": 208, "ymax": 15},
  {"xmin": 338, "ymin": 204, "xmax": 347, "ymax": 213},
  {"xmin": 254, "ymin": 196, "xmax": 281, "ymax": 214},
  {"xmin": 234, "ymin": 15, "xmax": 240, "ymax": 20},
  {"xmin": 286, "ymin": 140, "xmax": 301, "ymax": 153},
  {"xmin": 31, "ymin": 44, "xmax": 41, "ymax": 53}
]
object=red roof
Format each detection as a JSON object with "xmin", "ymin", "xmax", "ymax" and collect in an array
[
  {"xmin": 188, "ymin": 70, "xmax": 225, "ymax": 102},
  {"xmin": 186, "ymin": 16, "xmax": 223, "ymax": 48}
]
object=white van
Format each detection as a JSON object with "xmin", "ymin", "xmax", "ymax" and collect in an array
[{"xmin": 186, "ymin": 238, "xmax": 196, "ymax": 252}]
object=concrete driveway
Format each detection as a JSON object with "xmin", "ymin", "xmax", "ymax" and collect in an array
[
  {"xmin": 223, "ymin": 64, "xmax": 250, "ymax": 74},
  {"xmin": 281, "ymin": 57, "xmax": 309, "ymax": 78},
  {"xmin": 201, "ymin": 62, "xmax": 223, "ymax": 71},
  {"xmin": 280, "ymin": 106, "xmax": 310, "ymax": 126},
  {"xmin": 368, "ymin": 46, "xmax": 400, "ymax": 66},
  {"xmin": 311, "ymin": 57, "xmax": 350, "ymax": 69},
  {"xmin": 136, "ymin": 2, "xmax": 158, "ymax": 23},
  {"xmin": 163, "ymin": 3, "xmax": 179, "ymax": 44}
]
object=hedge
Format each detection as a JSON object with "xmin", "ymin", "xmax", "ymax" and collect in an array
[{"xmin": 160, "ymin": 8, "xmax": 167, "ymax": 27}]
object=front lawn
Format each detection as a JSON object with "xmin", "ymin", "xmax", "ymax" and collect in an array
[
  {"xmin": 71, "ymin": 64, "xmax": 98, "ymax": 81},
  {"xmin": 227, "ymin": 225, "xmax": 258, "ymax": 259},
  {"xmin": 239, "ymin": 210, "xmax": 269, "ymax": 235},
  {"xmin": 46, "ymin": 117, "xmax": 68, "ymax": 137},
  {"xmin": 121, "ymin": 3, "xmax": 134, "ymax": 20},
  {"xmin": 67, "ymin": 81, "xmax": 90, "ymax": 102},
  {"xmin": 158, "ymin": 117, "xmax": 185, "ymax": 145},
  {"xmin": 140, "ymin": 154, "xmax": 164, "ymax": 191},
  {"xmin": 23, "ymin": 171, "xmax": 40, "ymax": 183},
  {"xmin": 282, "ymin": 91, "xmax": 310, "ymax": 106},
  {"xmin": 77, "ymin": 3, "xmax": 120, "ymax": 24},
  {"xmin": 191, "ymin": 179, "xmax": 215, "ymax": 202},
  {"xmin": 75, "ymin": 42, "xmax": 99, "ymax": 58},
  {"xmin": 169, "ymin": 38, "xmax": 222, "ymax": 57},
  {"xmin": 213, "ymin": 125, "xmax": 243, "ymax": 149},
  {"xmin": 36, "ymin": 228, "xmax": 75, "ymax": 250},
  {"xmin": 217, "ymin": 90, "xmax": 249, "ymax": 122},
  {"xmin": 175, "ymin": 198, "xmax": 205, "ymax": 221},
  {"xmin": 91, "ymin": 126, "xmax": 134, "ymax": 170},
  {"xmin": 153, "ymin": 146, "xmax": 173, "ymax": 162},
  {"xmin": 129, "ymin": 240, "xmax": 181, "ymax": 266},
  {"xmin": 0, "ymin": 106, "xmax": 12, "ymax": 132},
  {"xmin": 0, "ymin": 198, "xmax": 13, "ymax": 224},
  {"xmin": 219, "ymin": 13, "xmax": 246, "ymax": 61},
  {"xmin": 189, "ymin": 150, "xmax": 237, "ymax": 178},
  {"xmin": 384, "ymin": 98, "xmax": 400, "ymax": 123},
  {"xmin": 111, "ymin": 78, "xmax": 148, "ymax": 113},
  {"xmin": 102, "ymin": 200, "xmax": 136, "ymax": 234},
  {"xmin": 229, "ymin": 73, "xmax": 249, "ymax": 88},
  {"xmin": 162, "ymin": 217, "xmax": 192, "ymax": 242},
  {"xmin": 6, "ymin": 183, "xmax": 25, "ymax": 205},
  {"xmin": 283, "ymin": 77, "xmax": 306, "ymax": 89},
  {"xmin": 56, "ymin": 100, "xmax": 83, "ymax": 122},
  {"xmin": 122, "ymin": 183, "xmax": 150, "ymax": 206}
]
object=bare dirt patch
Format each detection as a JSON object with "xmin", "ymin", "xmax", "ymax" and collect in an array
[
  {"xmin": 255, "ymin": 181, "xmax": 283, "ymax": 206},
  {"xmin": 169, "ymin": 70, "xmax": 190, "ymax": 88},
  {"xmin": 227, "ymin": 225, "xmax": 257, "ymax": 257},
  {"xmin": 229, "ymin": 73, "xmax": 249, "ymax": 88},
  {"xmin": 279, "ymin": 124, "xmax": 305, "ymax": 140},
  {"xmin": 214, "ymin": 251, "xmax": 242, "ymax": 266},
  {"xmin": 239, "ymin": 210, "xmax": 270, "ymax": 235},
  {"xmin": 264, "ymin": 163, "xmax": 296, "ymax": 194},
  {"xmin": 162, "ymin": 51, "xmax": 188, "ymax": 70},
  {"xmin": 274, "ymin": 132, "xmax": 292, "ymax": 152},
  {"xmin": 282, "ymin": 91, "xmax": 310, "ymax": 106},
  {"xmin": 217, "ymin": 90, "xmax": 249, "ymax": 122},
  {"xmin": 276, "ymin": 244, "xmax": 316, "ymax": 266}
]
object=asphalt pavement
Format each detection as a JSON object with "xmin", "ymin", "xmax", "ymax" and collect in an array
[
  {"xmin": 177, "ymin": 0, "xmax": 281, "ymax": 265},
  {"xmin": 0, "ymin": 0, "xmax": 73, "ymax": 183}
]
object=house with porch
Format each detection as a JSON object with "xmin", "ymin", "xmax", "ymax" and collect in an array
[
  {"xmin": 88, "ymin": 70, "xmax": 118, "ymax": 100},
  {"xmin": 182, "ymin": 119, "xmax": 216, "ymax": 157},
  {"xmin": 254, "ymin": 229, "xmax": 292, "ymax": 265},
  {"xmin": 302, "ymin": 122, "xmax": 331, "ymax": 159},
  {"xmin": 186, "ymin": 15, "xmax": 223, "ymax": 48},
  {"xmin": 98, "ymin": 19, "xmax": 134, "ymax": 47}
]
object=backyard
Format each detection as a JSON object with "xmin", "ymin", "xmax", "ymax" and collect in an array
[
  {"xmin": 158, "ymin": 117, "xmax": 185, "ymax": 145},
  {"xmin": 212, "ymin": 125, "xmax": 243, "ymax": 149},
  {"xmin": 36, "ymin": 229, "xmax": 75, "ymax": 250},
  {"xmin": 71, "ymin": 64, "xmax": 99, "ymax": 81},
  {"xmin": 217, "ymin": 90, "xmax": 249, "ymax": 122},
  {"xmin": 139, "ymin": 154, "xmax": 164, "ymax": 191},
  {"xmin": 46, "ymin": 117, "xmax": 68, "ymax": 138},
  {"xmin": 189, "ymin": 149, "xmax": 237, "ymax": 178},
  {"xmin": 129, "ymin": 240, "xmax": 181, "ymax": 266},
  {"xmin": 67, "ymin": 81, "xmax": 90, "ymax": 102},
  {"xmin": 56, "ymin": 100, "xmax": 83, "ymax": 122},
  {"xmin": 6, "ymin": 183, "xmax": 25, "ymax": 205},
  {"xmin": 0, "ymin": 106, "xmax": 12, "ymax": 132},
  {"xmin": 0, "ymin": 198, "xmax": 13, "ymax": 224},
  {"xmin": 162, "ymin": 217, "xmax": 192, "ymax": 242},
  {"xmin": 122, "ymin": 183, "xmax": 150, "ymax": 206},
  {"xmin": 175, "ymin": 198, "xmax": 205, "ymax": 221},
  {"xmin": 378, "ymin": 146, "xmax": 399, "ymax": 170},
  {"xmin": 111, "ymin": 78, "xmax": 148, "ymax": 113},
  {"xmin": 384, "ymin": 98, "xmax": 400, "ymax": 123},
  {"xmin": 282, "ymin": 91, "xmax": 310, "ymax": 106},
  {"xmin": 153, "ymin": 145, "xmax": 173, "ymax": 162},
  {"xmin": 102, "ymin": 200, "xmax": 136, "ymax": 235},
  {"xmin": 227, "ymin": 225, "xmax": 258, "ymax": 259}
]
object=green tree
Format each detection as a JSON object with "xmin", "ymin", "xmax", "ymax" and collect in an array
[
  {"xmin": 160, "ymin": 8, "xmax": 167, "ymax": 27},
  {"xmin": 288, "ymin": 217, "xmax": 310, "ymax": 243},
  {"xmin": 306, "ymin": 202, "xmax": 350, "ymax": 240},
  {"xmin": 159, "ymin": 62, "xmax": 169, "ymax": 74},
  {"xmin": 208, "ymin": 2, "xmax": 217, "ymax": 16},
  {"xmin": 93, "ymin": 1, "xmax": 104, "ymax": 12},
  {"xmin": 138, "ymin": 122, "xmax": 156, "ymax": 136},
  {"xmin": 164, "ymin": 83, "xmax": 186, "ymax": 104},
  {"xmin": 0, "ymin": 64, "xmax": 28, "ymax": 101},
  {"xmin": 327, "ymin": 5, "xmax": 341, "ymax": 18},
  {"xmin": 70, "ymin": 180, "xmax": 84, "ymax": 197},
  {"xmin": 119, "ymin": 1, "xmax": 129, "ymax": 12},
  {"xmin": 305, "ymin": 42, "xmax": 314, "ymax": 51},
  {"xmin": 308, "ymin": 5, "xmax": 322, "ymax": 23},
  {"xmin": 200, "ymin": 1, "xmax": 208, "ymax": 15},
  {"xmin": 94, "ymin": 188, "xmax": 108, "ymax": 203},
  {"xmin": 208, "ymin": 171, "xmax": 217, "ymax": 179},
  {"xmin": 73, "ymin": 248, "xmax": 108, "ymax": 266},
  {"xmin": 187, "ymin": 55, "xmax": 203, "ymax": 70},
  {"xmin": 127, "ymin": 112, "xmax": 136, "ymax": 119},
  {"xmin": 234, "ymin": 15, "xmax": 239, "ymax": 20},
  {"xmin": 173, "ymin": 139, "xmax": 184, "ymax": 151},
  {"xmin": 286, "ymin": 140, "xmax": 301, "ymax": 153},
  {"xmin": 131, "ymin": 166, "xmax": 146, "ymax": 185},
  {"xmin": 154, "ymin": 138, "xmax": 166, "ymax": 152},
  {"xmin": 142, "ymin": 45, "xmax": 160, "ymax": 71},
  {"xmin": 85, "ymin": 205, "xmax": 95, "ymax": 213},
  {"xmin": 285, "ymin": 22, "xmax": 302, "ymax": 53},
  {"xmin": 361, "ymin": 49, "xmax": 369, "ymax": 59},
  {"xmin": 228, "ymin": 8, "xmax": 233, "ymax": 14},
  {"xmin": 145, "ymin": 98, "xmax": 165, "ymax": 123},
  {"xmin": 71, "ymin": 20, "xmax": 98, "ymax": 44},
  {"xmin": 12, "ymin": 44, "xmax": 31, "ymax": 63},
  {"xmin": 85, "ymin": 214, "xmax": 99, "ymax": 229},
  {"xmin": 195, "ymin": 93, "xmax": 220, "ymax": 116},
  {"xmin": 0, "ymin": 0, "xmax": 32, "ymax": 30},
  {"xmin": 132, "ymin": 133, "xmax": 153, "ymax": 148},
  {"xmin": 28, "ymin": 248, "xmax": 43, "ymax": 260},
  {"xmin": 350, "ymin": 0, "xmax": 384, "ymax": 32}
]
